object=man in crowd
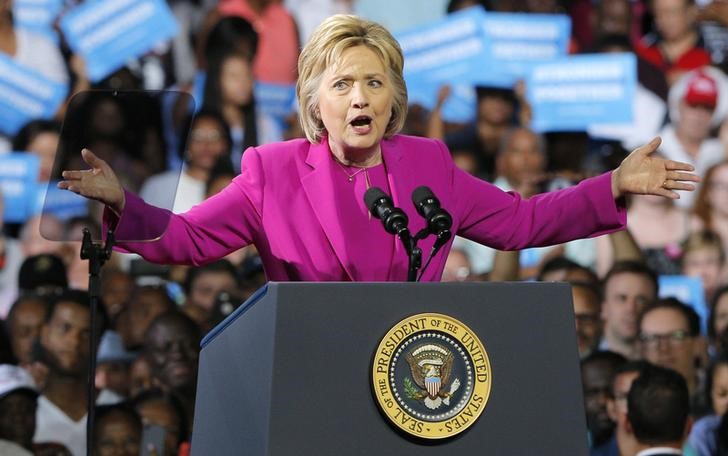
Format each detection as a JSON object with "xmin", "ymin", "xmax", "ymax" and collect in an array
[
  {"xmin": 582, "ymin": 350, "xmax": 628, "ymax": 450},
  {"xmin": 600, "ymin": 261, "xmax": 659, "ymax": 359},
  {"xmin": 5, "ymin": 295, "xmax": 48, "ymax": 366},
  {"xmin": 573, "ymin": 281, "xmax": 604, "ymax": 358},
  {"xmin": 593, "ymin": 360, "xmax": 652, "ymax": 456},
  {"xmin": 659, "ymin": 69, "xmax": 724, "ymax": 209},
  {"xmin": 626, "ymin": 365, "xmax": 692, "ymax": 455},
  {"xmin": 34, "ymin": 289, "xmax": 105, "ymax": 456},
  {"xmin": 638, "ymin": 298, "xmax": 705, "ymax": 401},
  {"xmin": 116, "ymin": 285, "xmax": 175, "ymax": 351},
  {"xmin": 637, "ymin": 0, "xmax": 711, "ymax": 85},
  {"xmin": 182, "ymin": 260, "xmax": 239, "ymax": 328},
  {"xmin": 0, "ymin": 364, "xmax": 37, "ymax": 456},
  {"xmin": 144, "ymin": 310, "xmax": 201, "ymax": 430}
]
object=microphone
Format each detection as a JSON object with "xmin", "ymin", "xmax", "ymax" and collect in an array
[
  {"xmin": 412, "ymin": 186, "xmax": 452, "ymax": 281},
  {"xmin": 411, "ymin": 186, "xmax": 452, "ymax": 242},
  {"xmin": 364, "ymin": 187, "xmax": 409, "ymax": 236}
]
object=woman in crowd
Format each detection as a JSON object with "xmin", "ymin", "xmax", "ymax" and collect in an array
[
  {"xmin": 693, "ymin": 160, "xmax": 728, "ymax": 284},
  {"xmin": 681, "ymin": 231, "xmax": 726, "ymax": 304},
  {"xmin": 141, "ymin": 110, "xmax": 232, "ymax": 213},
  {"xmin": 619, "ymin": 152, "xmax": 691, "ymax": 275},
  {"xmin": 11, "ymin": 120, "xmax": 62, "ymax": 182},
  {"xmin": 711, "ymin": 286, "xmax": 728, "ymax": 355}
]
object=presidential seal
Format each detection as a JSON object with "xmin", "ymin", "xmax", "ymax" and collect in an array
[{"xmin": 372, "ymin": 313, "xmax": 492, "ymax": 440}]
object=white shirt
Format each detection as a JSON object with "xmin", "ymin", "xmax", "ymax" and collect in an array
[
  {"xmin": 0, "ymin": 238, "xmax": 23, "ymax": 318},
  {"xmin": 658, "ymin": 125, "xmax": 725, "ymax": 209},
  {"xmin": 635, "ymin": 447, "xmax": 682, "ymax": 456},
  {"xmin": 14, "ymin": 29, "xmax": 69, "ymax": 85},
  {"xmin": 34, "ymin": 390, "xmax": 122, "ymax": 456},
  {"xmin": 284, "ymin": 0, "xmax": 353, "ymax": 44},
  {"xmin": 139, "ymin": 168, "xmax": 205, "ymax": 214},
  {"xmin": 34, "ymin": 395, "xmax": 86, "ymax": 456}
]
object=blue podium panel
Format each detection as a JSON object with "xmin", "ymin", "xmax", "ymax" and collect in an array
[{"xmin": 192, "ymin": 282, "xmax": 587, "ymax": 456}]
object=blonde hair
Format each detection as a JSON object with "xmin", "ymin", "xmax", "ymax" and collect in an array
[
  {"xmin": 682, "ymin": 230, "xmax": 726, "ymax": 265},
  {"xmin": 296, "ymin": 14, "xmax": 408, "ymax": 143}
]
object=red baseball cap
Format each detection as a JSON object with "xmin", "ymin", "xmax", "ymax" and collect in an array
[{"xmin": 683, "ymin": 70, "xmax": 718, "ymax": 109}]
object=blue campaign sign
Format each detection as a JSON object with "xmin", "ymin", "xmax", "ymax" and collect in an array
[
  {"xmin": 526, "ymin": 53, "xmax": 636, "ymax": 132},
  {"xmin": 396, "ymin": 7, "xmax": 490, "ymax": 122},
  {"xmin": 0, "ymin": 154, "xmax": 40, "ymax": 223},
  {"xmin": 481, "ymin": 13, "xmax": 571, "ymax": 86},
  {"xmin": 60, "ymin": 0, "xmax": 179, "ymax": 82},
  {"xmin": 406, "ymin": 77, "xmax": 477, "ymax": 123},
  {"xmin": 0, "ymin": 54, "xmax": 68, "ymax": 136},
  {"xmin": 659, "ymin": 275, "xmax": 708, "ymax": 335},
  {"xmin": 254, "ymin": 82, "xmax": 296, "ymax": 118},
  {"xmin": 397, "ymin": 7, "xmax": 490, "ymax": 84},
  {"xmin": 13, "ymin": 0, "xmax": 63, "ymax": 41},
  {"xmin": 254, "ymin": 82, "xmax": 296, "ymax": 133},
  {"xmin": 34, "ymin": 182, "xmax": 89, "ymax": 221}
]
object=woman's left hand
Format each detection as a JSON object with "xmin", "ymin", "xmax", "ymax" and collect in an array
[{"xmin": 611, "ymin": 137, "xmax": 701, "ymax": 200}]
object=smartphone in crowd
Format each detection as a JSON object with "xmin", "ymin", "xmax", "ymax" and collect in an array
[{"xmin": 141, "ymin": 424, "xmax": 166, "ymax": 456}]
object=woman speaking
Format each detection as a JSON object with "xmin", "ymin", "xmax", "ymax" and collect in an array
[{"xmin": 58, "ymin": 15, "xmax": 699, "ymax": 282}]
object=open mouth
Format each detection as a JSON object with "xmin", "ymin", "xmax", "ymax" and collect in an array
[{"xmin": 350, "ymin": 115, "xmax": 372, "ymax": 127}]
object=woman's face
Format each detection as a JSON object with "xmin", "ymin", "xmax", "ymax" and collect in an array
[
  {"xmin": 220, "ymin": 56, "xmax": 253, "ymax": 107},
  {"xmin": 715, "ymin": 293, "xmax": 728, "ymax": 340},
  {"xmin": 317, "ymin": 45, "xmax": 393, "ymax": 161},
  {"xmin": 713, "ymin": 364, "xmax": 728, "ymax": 416},
  {"xmin": 90, "ymin": 98, "xmax": 125, "ymax": 137},
  {"xmin": 683, "ymin": 247, "xmax": 723, "ymax": 295},
  {"xmin": 708, "ymin": 164, "xmax": 728, "ymax": 216},
  {"xmin": 27, "ymin": 131, "xmax": 60, "ymax": 181},
  {"xmin": 187, "ymin": 117, "xmax": 228, "ymax": 171}
]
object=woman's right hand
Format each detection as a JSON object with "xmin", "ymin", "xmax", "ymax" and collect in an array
[{"xmin": 58, "ymin": 148, "xmax": 125, "ymax": 214}]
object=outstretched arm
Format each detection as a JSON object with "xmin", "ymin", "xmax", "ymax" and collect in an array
[
  {"xmin": 453, "ymin": 137, "xmax": 699, "ymax": 251},
  {"xmin": 58, "ymin": 147, "xmax": 261, "ymax": 266}
]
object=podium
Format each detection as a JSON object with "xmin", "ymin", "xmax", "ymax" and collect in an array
[{"xmin": 190, "ymin": 282, "xmax": 589, "ymax": 455}]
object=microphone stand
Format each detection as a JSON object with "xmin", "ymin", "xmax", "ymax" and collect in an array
[
  {"xmin": 412, "ymin": 228, "xmax": 452, "ymax": 282},
  {"xmin": 400, "ymin": 227, "xmax": 452, "ymax": 282},
  {"xmin": 405, "ymin": 228, "xmax": 436, "ymax": 282},
  {"xmin": 407, "ymin": 248, "xmax": 422, "ymax": 282},
  {"xmin": 80, "ymin": 227, "xmax": 114, "ymax": 456},
  {"xmin": 405, "ymin": 232, "xmax": 421, "ymax": 283}
]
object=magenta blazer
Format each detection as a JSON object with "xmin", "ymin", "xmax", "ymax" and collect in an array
[{"xmin": 108, "ymin": 134, "xmax": 626, "ymax": 281}]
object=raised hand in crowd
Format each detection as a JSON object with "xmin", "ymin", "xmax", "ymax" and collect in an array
[
  {"xmin": 425, "ymin": 84, "xmax": 452, "ymax": 140},
  {"xmin": 514, "ymin": 79, "xmax": 532, "ymax": 127}
]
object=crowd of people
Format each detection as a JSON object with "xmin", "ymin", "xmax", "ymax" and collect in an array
[{"xmin": 0, "ymin": 0, "xmax": 728, "ymax": 455}]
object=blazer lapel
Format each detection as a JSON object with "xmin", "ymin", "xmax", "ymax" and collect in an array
[
  {"xmin": 301, "ymin": 141, "xmax": 356, "ymax": 281},
  {"xmin": 381, "ymin": 137, "xmax": 417, "ymax": 282}
]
